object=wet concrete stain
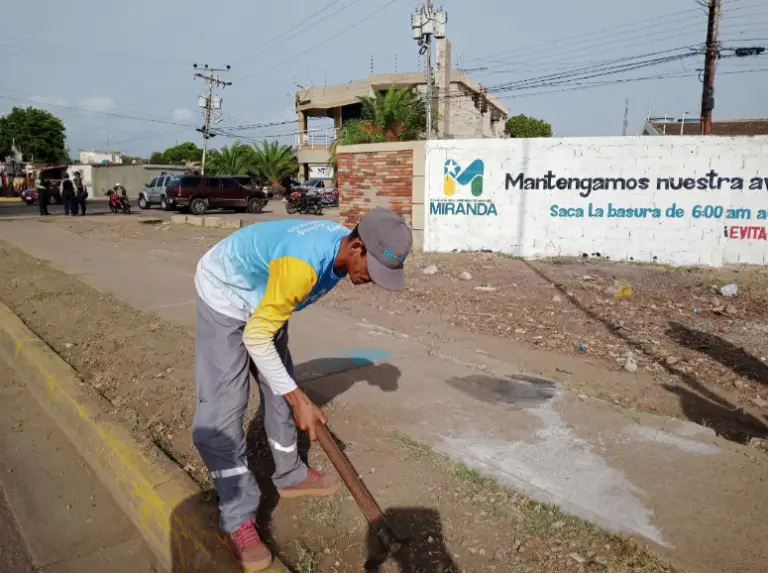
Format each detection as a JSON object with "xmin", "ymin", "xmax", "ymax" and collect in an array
[
  {"xmin": 440, "ymin": 385, "xmax": 670, "ymax": 547},
  {"xmin": 446, "ymin": 374, "xmax": 558, "ymax": 408}
]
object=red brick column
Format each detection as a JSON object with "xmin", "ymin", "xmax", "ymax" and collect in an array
[{"xmin": 338, "ymin": 149, "xmax": 413, "ymax": 229}]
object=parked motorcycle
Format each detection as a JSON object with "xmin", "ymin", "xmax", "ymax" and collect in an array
[
  {"xmin": 285, "ymin": 191, "xmax": 323, "ymax": 215},
  {"xmin": 318, "ymin": 188, "xmax": 339, "ymax": 207},
  {"xmin": 107, "ymin": 189, "xmax": 132, "ymax": 214}
]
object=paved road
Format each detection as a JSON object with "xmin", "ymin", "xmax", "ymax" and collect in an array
[
  {"xmin": 0, "ymin": 482, "xmax": 34, "ymax": 573},
  {"xmin": 0, "ymin": 198, "xmax": 338, "ymax": 224},
  {"xmin": 0, "ymin": 359, "xmax": 160, "ymax": 573},
  {"xmin": 0, "ymin": 199, "xmax": 113, "ymax": 220}
]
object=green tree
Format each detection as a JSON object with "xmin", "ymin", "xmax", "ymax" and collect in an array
[
  {"xmin": 250, "ymin": 140, "xmax": 297, "ymax": 183},
  {"xmin": 504, "ymin": 114, "xmax": 553, "ymax": 138},
  {"xmin": 149, "ymin": 151, "xmax": 165, "ymax": 164},
  {"xmin": 329, "ymin": 86, "xmax": 429, "ymax": 171},
  {"xmin": 206, "ymin": 142, "xmax": 255, "ymax": 175},
  {"xmin": 0, "ymin": 106, "xmax": 67, "ymax": 163},
  {"xmin": 159, "ymin": 141, "xmax": 203, "ymax": 163}
]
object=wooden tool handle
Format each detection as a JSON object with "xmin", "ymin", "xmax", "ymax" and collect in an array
[{"xmin": 315, "ymin": 423, "xmax": 386, "ymax": 526}]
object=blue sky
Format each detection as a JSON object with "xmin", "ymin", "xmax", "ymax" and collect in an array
[{"xmin": 1, "ymin": 0, "xmax": 766, "ymax": 157}]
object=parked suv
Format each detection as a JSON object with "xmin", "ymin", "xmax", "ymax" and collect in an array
[
  {"xmin": 165, "ymin": 175, "xmax": 268, "ymax": 215},
  {"xmin": 138, "ymin": 174, "xmax": 178, "ymax": 210}
]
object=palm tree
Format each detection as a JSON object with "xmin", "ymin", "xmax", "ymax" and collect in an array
[
  {"xmin": 328, "ymin": 86, "xmax": 430, "ymax": 173},
  {"xmin": 206, "ymin": 142, "xmax": 254, "ymax": 176},
  {"xmin": 250, "ymin": 140, "xmax": 298, "ymax": 185}
]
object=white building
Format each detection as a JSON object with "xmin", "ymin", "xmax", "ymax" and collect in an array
[{"xmin": 79, "ymin": 149, "xmax": 124, "ymax": 165}]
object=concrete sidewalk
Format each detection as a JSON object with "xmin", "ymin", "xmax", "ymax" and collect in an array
[
  {"xmin": 0, "ymin": 359, "xmax": 159, "ymax": 573},
  {"xmin": 1, "ymin": 220, "xmax": 767, "ymax": 573}
]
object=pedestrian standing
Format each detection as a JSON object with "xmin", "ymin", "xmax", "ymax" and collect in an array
[
  {"xmin": 60, "ymin": 173, "xmax": 75, "ymax": 216},
  {"xmin": 73, "ymin": 171, "xmax": 87, "ymax": 216},
  {"xmin": 35, "ymin": 173, "xmax": 50, "ymax": 216}
]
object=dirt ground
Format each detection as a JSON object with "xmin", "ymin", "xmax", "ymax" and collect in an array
[
  {"xmin": 45, "ymin": 218, "xmax": 768, "ymax": 448},
  {"xmin": 0, "ymin": 239, "xmax": 678, "ymax": 573}
]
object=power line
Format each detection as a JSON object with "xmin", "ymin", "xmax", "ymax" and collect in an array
[
  {"xmin": 462, "ymin": 2, "xmax": 765, "ymax": 74},
  {"xmin": 494, "ymin": 67, "xmax": 767, "ymax": 102},
  {"xmin": 470, "ymin": 19, "xmax": 707, "ymax": 74},
  {"xmin": 230, "ymin": 0, "xmax": 363, "ymax": 69},
  {"xmin": 109, "ymin": 126, "xmax": 196, "ymax": 146},
  {"xmin": 461, "ymin": 7, "xmax": 703, "ymax": 67},
  {"xmin": 0, "ymin": 35, "xmax": 187, "ymax": 67},
  {"xmin": 0, "ymin": 92, "xmax": 198, "ymax": 127},
  {"xmin": 238, "ymin": 0, "xmax": 403, "ymax": 83}
]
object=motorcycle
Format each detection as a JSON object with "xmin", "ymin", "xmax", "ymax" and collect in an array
[
  {"xmin": 285, "ymin": 190, "xmax": 323, "ymax": 215},
  {"xmin": 318, "ymin": 188, "xmax": 339, "ymax": 207},
  {"xmin": 107, "ymin": 189, "xmax": 132, "ymax": 214}
]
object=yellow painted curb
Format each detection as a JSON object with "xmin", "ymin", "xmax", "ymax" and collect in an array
[
  {"xmin": 0, "ymin": 303, "xmax": 289, "ymax": 573},
  {"xmin": 0, "ymin": 197, "xmax": 22, "ymax": 201}
]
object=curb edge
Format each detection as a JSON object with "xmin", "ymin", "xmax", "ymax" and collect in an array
[{"xmin": 0, "ymin": 302, "xmax": 288, "ymax": 572}]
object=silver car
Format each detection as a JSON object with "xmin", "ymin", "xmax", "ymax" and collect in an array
[{"xmin": 138, "ymin": 174, "xmax": 178, "ymax": 210}]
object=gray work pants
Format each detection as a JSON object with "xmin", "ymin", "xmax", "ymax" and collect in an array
[{"xmin": 192, "ymin": 296, "xmax": 308, "ymax": 533}]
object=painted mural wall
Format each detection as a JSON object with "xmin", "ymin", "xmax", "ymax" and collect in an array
[{"xmin": 424, "ymin": 137, "xmax": 768, "ymax": 266}]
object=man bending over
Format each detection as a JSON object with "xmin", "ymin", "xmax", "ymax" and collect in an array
[{"xmin": 192, "ymin": 208, "xmax": 412, "ymax": 571}]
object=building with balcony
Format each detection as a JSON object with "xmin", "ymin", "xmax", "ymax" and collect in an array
[{"xmin": 296, "ymin": 39, "xmax": 509, "ymax": 181}]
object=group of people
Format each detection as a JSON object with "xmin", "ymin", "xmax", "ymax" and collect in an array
[{"xmin": 34, "ymin": 171, "xmax": 88, "ymax": 217}]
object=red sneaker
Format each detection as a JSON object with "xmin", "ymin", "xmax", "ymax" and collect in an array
[
  {"xmin": 278, "ymin": 468, "xmax": 342, "ymax": 498},
  {"xmin": 226, "ymin": 519, "xmax": 272, "ymax": 572}
]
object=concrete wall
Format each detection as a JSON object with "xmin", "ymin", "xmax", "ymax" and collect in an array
[
  {"xmin": 91, "ymin": 165, "xmax": 187, "ymax": 199},
  {"xmin": 336, "ymin": 141, "xmax": 425, "ymax": 250},
  {"xmin": 424, "ymin": 136, "xmax": 768, "ymax": 266}
]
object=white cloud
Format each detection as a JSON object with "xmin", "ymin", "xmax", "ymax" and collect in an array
[
  {"xmin": 171, "ymin": 107, "xmax": 195, "ymax": 123},
  {"xmin": 80, "ymin": 96, "xmax": 117, "ymax": 112}
]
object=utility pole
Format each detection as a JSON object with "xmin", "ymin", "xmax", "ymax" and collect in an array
[
  {"xmin": 193, "ymin": 64, "xmax": 231, "ymax": 174},
  {"xmin": 425, "ymin": 31, "xmax": 432, "ymax": 140},
  {"xmin": 700, "ymin": 0, "xmax": 721, "ymax": 135},
  {"xmin": 622, "ymin": 98, "xmax": 629, "ymax": 136},
  {"xmin": 412, "ymin": 2, "xmax": 447, "ymax": 140}
]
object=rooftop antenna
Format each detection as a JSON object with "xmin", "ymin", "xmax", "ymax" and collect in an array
[
  {"xmin": 394, "ymin": 54, "xmax": 398, "ymax": 72},
  {"xmin": 370, "ymin": 55, "xmax": 374, "ymax": 75}
]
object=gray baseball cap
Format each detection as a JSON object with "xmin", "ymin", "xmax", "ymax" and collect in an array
[{"xmin": 358, "ymin": 207, "xmax": 412, "ymax": 291}]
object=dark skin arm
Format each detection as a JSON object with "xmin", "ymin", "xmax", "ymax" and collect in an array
[{"xmin": 284, "ymin": 388, "xmax": 327, "ymax": 441}]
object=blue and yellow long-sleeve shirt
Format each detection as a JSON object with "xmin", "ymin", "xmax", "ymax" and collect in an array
[{"xmin": 195, "ymin": 219, "xmax": 351, "ymax": 395}]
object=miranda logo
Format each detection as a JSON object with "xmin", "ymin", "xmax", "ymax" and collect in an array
[
  {"xmin": 444, "ymin": 159, "xmax": 484, "ymax": 197},
  {"xmin": 431, "ymin": 158, "xmax": 497, "ymax": 216}
]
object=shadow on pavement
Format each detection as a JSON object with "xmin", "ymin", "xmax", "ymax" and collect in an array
[
  {"xmin": 169, "ymin": 489, "xmax": 240, "ymax": 573},
  {"xmin": 523, "ymin": 261, "xmax": 768, "ymax": 444},
  {"xmin": 364, "ymin": 507, "xmax": 459, "ymax": 573},
  {"xmin": 666, "ymin": 321, "xmax": 768, "ymax": 385},
  {"xmin": 296, "ymin": 357, "xmax": 401, "ymax": 407}
]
